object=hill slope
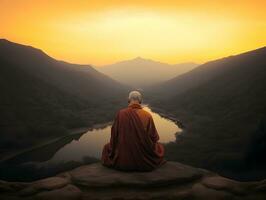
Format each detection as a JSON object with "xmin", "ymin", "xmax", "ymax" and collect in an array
[
  {"xmin": 148, "ymin": 47, "xmax": 266, "ymax": 180},
  {"xmin": 96, "ymin": 57, "xmax": 198, "ymax": 88},
  {"xmin": 0, "ymin": 39, "xmax": 128, "ymax": 154}
]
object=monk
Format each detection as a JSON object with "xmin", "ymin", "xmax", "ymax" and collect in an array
[{"xmin": 102, "ymin": 91, "xmax": 166, "ymax": 171}]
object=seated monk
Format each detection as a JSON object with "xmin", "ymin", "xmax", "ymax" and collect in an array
[{"xmin": 102, "ymin": 91, "xmax": 166, "ymax": 171}]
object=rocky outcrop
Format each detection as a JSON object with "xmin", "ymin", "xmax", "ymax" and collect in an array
[{"xmin": 0, "ymin": 162, "xmax": 265, "ymax": 200}]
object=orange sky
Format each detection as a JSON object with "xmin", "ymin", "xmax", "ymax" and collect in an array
[{"xmin": 1, "ymin": 0, "xmax": 266, "ymax": 65}]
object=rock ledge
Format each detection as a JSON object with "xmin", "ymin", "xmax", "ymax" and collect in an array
[{"xmin": 0, "ymin": 162, "xmax": 265, "ymax": 200}]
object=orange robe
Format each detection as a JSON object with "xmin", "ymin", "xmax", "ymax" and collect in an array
[{"xmin": 101, "ymin": 103, "xmax": 165, "ymax": 171}]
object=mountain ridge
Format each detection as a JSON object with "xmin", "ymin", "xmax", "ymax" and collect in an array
[
  {"xmin": 95, "ymin": 56, "xmax": 198, "ymax": 88},
  {"xmin": 0, "ymin": 39, "xmax": 128, "ymax": 155},
  {"xmin": 147, "ymin": 46, "xmax": 266, "ymax": 181},
  {"xmin": 101, "ymin": 56, "xmax": 197, "ymax": 66},
  {"xmin": 152, "ymin": 46, "xmax": 266, "ymax": 97}
]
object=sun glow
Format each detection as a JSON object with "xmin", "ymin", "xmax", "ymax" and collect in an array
[{"xmin": 1, "ymin": 1, "xmax": 266, "ymax": 65}]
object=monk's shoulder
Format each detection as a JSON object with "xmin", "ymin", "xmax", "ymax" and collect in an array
[
  {"xmin": 142, "ymin": 109, "xmax": 152, "ymax": 117},
  {"xmin": 137, "ymin": 108, "xmax": 152, "ymax": 119},
  {"xmin": 118, "ymin": 107, "xmax": 131, "ymax": 115},
  {"xmin": 118, "ymin": 107, "xmax": 152, "ymax": 119}
]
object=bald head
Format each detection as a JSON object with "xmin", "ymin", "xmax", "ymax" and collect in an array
[{"xmin": 128, "ymin": 91, "xmax": 142, "ymax": 104}]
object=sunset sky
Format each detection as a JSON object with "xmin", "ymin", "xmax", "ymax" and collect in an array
[{"xmin": 1, "ymin": 0, "xmax": 266, "ymax": 65}]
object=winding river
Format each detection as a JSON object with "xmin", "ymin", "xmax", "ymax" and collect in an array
[{"xmin": 0, "ymin": 105, "xmax": 181, "ymax": 181}]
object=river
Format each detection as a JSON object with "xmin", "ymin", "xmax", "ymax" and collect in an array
[{"xmin": 0, "ymin": 105, "xmax": 181, "ymax": 181}]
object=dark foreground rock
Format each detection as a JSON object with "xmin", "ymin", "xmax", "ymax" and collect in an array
[{"xmin": 0, "ymin": 162, "xmax": 265, "ymax": 200}]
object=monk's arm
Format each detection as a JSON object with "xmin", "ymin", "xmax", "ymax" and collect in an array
[{"xmin": 147, "ymin": 117, "xmax": 160, "ymax": 143}]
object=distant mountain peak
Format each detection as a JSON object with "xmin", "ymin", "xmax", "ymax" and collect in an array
[
  {"xmin": 96, "ymin": 57, "xmax": 198, "ymax": 88},
  {"xmin": 132, "ymin": 56, "xmax": 149, "ymax": 61},
  {"xmin": 133, "ymin": 56, "xmax": 143, "ymax": 60},
  {"xmin": 124, "ymin": 56, "xmax": 152, "ymax": 63}
]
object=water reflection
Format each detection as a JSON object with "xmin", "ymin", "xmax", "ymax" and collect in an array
[
  {"xmin": 0, "ymin": 105, "xmax": 181, "ymax": 181},
  {"xmin": 44, "ymin": 105, "xmax": 181, "ymax": 165}
]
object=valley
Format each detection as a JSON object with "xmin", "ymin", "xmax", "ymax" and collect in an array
[{"xmin": 0, "ymin": 39, "xmax": 265, "ymax": 182}]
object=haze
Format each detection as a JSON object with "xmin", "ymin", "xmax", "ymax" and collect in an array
[
  {"xmin": 96, "ymin": 57, "xmax": 198, "ymax": 87},
  {"xmin": 1, "ymin": 0, "xmax": 266, "ymax": 65}
]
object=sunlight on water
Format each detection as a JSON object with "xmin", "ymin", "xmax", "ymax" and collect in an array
[{"xmin": 44, "ymin": 105, "xmax": 181, "ymax": 165}]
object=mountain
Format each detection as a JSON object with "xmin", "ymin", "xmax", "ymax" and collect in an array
[
  {"xmin": 95, "ymin": 57, "xmax": 198, "ymax": 88},
  {"xmin": 0, "ymin": 39, "xmax": 128, "ymax": 155},
  {"xmin": 148, "ymin": 47, "xmax": 266, "ymax": 180}
]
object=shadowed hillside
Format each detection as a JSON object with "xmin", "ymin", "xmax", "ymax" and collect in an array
[
  {"xmin": 148, "ymin": 47, "xmax": 266, "ymax": 181},
  {"xmin": 0, "ymin": 39, "xmax": 128, "ymax": 156},
  {"xmin": 96, "ymin": 57, "xmax": 198, "ymax": 88}
]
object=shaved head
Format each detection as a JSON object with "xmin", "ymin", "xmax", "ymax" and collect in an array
[{"xmin": 128, "ymin": 91, "xmax": 142, "ymax": 104}]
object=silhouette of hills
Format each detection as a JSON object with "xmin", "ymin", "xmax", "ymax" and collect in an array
[
  {"xmin": 148, "ymin": 46, "xmax": 266, "ymax": 180},
  {"xmin": 0, "ymin": 39, "xmax": 128, "ymax": 154},
  {"xmin": 95, "ymin": 57, "xmax": 198, "ymax": 88},
  {"xmin": 1, "ymin": 38, "xmax": 265, "ymax": 181}
]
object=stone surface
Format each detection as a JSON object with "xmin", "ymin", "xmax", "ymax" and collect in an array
[
  {"xmin": 69, "ymin": 162, "xmax": 206, "ymax": 187},
  {"xmin": 0, "ymin": 161, "xmax": 265, "ymax": 200},
  {"xmin": 0, "ymin": 180, "xmax": 29, "ymax": 193},
  {"xmin": 202, "ymin": 176, "xmax": 248, "ymax": 195},
  {"xmin": 192, "ymin": 183, "xmax": 233, "ymax": 200},
  {"xmin": 19, "ymin": 177, "xmax": 69, "ymax": 196},
  {"xmin": 35, "ymin": 184, "xmax": 81, "ymax": 200}
]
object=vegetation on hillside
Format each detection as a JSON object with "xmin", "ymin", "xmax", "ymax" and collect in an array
[
  {"xmin": 0, "ymin": 39, "xmax": 128, "ymax": 155},
  {"xmin": 148, "ymin": 47, "xmax": 266, "ymax": 180}
]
